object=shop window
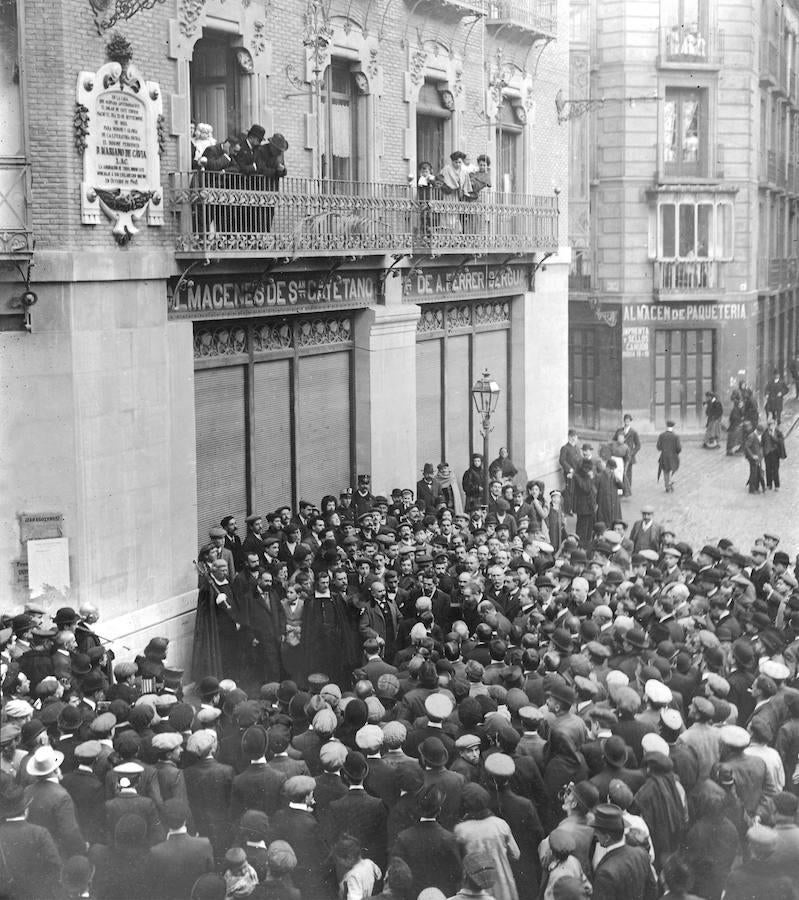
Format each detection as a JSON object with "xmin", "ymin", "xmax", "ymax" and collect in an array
[
  {"xmin": 663, "ymin": 87, "xmax": 707, "ymax": 177},
  {"xmin": 321, "ymin": 59, "xmax": 364, "ymax": 182},
  {"xmin": 416, "ymin": 80, "xmax": 451, "ymax": 174},
  {"xmin": 658, "ymin": 200, "xmax": 733, "ymax": 259}
]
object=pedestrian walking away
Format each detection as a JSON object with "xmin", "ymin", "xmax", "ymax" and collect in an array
[{"xmin": 656, "ymin": 420, "xmax": 681, "ymax": 493}]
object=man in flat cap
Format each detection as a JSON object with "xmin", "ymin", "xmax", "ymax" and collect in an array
[
  {"xmin": 182, "ymin": 729, "xmax": 233, "ymax": 857},
  {"xmin": 723, "ymin": 824, "xmax": 793, "ymax": 900},
  {"xmin": 61, "ymin": 740, "xmax": 106, "ymax": 844}
]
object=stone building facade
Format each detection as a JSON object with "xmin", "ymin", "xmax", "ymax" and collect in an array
[
  {"xmin": 0, "ymin": 0, "xmax": 569, "ymax": 667},
  {"xmin": 567, "ymin": 0, "xmax": 799, "ymax": 432}
]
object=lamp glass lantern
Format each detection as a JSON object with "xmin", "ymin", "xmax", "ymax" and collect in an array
[{"xmin": 471, "ymin": 369, "xmax": 501, "ymax": 506}]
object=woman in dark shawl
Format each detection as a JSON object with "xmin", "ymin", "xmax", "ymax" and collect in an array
[
  {"xmin": 633, "ymin": 751, "xmax": 688, "ymax": 869},
  {"xmin": 542, "ymin": 730, "xmax": 589, "ymax": 833},
  {"xmin": 335, "ymin": 697, "xmax": 369, "ymax": 750}
]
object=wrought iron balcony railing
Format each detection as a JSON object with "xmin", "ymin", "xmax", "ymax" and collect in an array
[
  {"xmin": 654, "ymin": 259, "xmax": 722, "ymax": 295},
  {"xmin": 659, "ymin": 25, "xmax": 723, "ymax": 65},
  {"xmin": 169, "ymin": 173, "xmax": 560, "ymax": 259},
  {"xmin": 484, "ymin": 0, "xmax": 557, "ymax": 38}
]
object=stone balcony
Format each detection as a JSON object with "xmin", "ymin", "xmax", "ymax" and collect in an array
[{"xmin": 169, "ymin": 173, "xmax": 559, "ymax": 260}]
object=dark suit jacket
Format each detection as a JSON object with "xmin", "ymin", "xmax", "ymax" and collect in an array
[
  {"xmin": 0, "ymin": 819, "xmax": 61, "ymax": 899},
  {"xmin": 149, "ymin": 832, "xmax": 214, "ymax": 900},
  {"xmin": 230, "ymin": 761, "xmax": 287, "ymax": 819},
  {"xmin": 365, "ymin": 756, "xmax": 400, "ymax": 808},
  {"xmin": 269, "ymin": 807, "xmax": 334, "ymax": 898},
  {"xmin": 362, "ymin": 656, "xmax": 399, "ymax": 687},
  {"xmin": 422, "ymin": 768, "xmax": 465, "ymax": 831},
  {"xmin": 183, "ymin": 756, "xmax": 234, "ymax": 847},
  {"xmin": 657, "ymin": 430, "xmax": 682, "ymax": 471},
  {"xmin": 326, "ymin": 787, "xmax": 389, "ymax": 868},
  {"xmin": 105, "ymin": 793, "xmax": 164, "ymax": 846},
  {"xmin": 24, "ymin": 779, "xmax": 86, "ymax": 859},
  {"xmin": 391, "ymin": 820, "xmax": 462, "ymax": 897},
  {"xmin": 61, "ymin": 767, "xmax": 107, "ymax": 843},
  {"xmin": 591, "ymin": 842, "xmax": 657, "ymax": 900},
  {"xmin": 314, "ymin": 771, "xmax": 348, "ymax": 813},
  {"xmin": 89, "ymin": 843, "xmax": 154, "ymax": 900}
]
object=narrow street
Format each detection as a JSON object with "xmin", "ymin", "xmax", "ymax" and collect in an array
[{"xmin": 606, "ymin": 401, "xmax": 799, "ymax": 550}]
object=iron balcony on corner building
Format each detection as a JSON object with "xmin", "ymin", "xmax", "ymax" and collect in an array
[{"xmin": 169, "ymin": 172, "xmax": 559, "ymax": 259}]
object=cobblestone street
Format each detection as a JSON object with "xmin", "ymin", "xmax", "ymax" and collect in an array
[{"xmin": 596, "ymin": 401, "xmax": 799, "ymax": 551}]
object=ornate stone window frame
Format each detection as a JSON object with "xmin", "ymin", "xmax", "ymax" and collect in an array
[
  {"xmin": 404, "ymin": 40, "xmax": 465, "ymax": 178},
  {"xmin": 168, "ymin": 0, "xmax": 274, "ymax": 166},
  {"xmin": 485, "ymin": 63, "xmax": 534, "ymax": 194}
]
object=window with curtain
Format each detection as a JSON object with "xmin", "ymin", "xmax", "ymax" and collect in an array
[
  {"xmin": 321, "ymin": 59, "xmax": 360, "ymax": 182},
  {"xmin": 661, "ymin": 0, "xmax": 708, "ymax": 59},
  {"xmin": 659, "ymin": 200, "xmax": 733, "ymax": 258},
  {"xmin": 416, "ymin": 80, "xmax": 451, "ymax": 174},
  {"xmin": 664, "ymin": 87, "xmax": 707, "ymax": 176},
  {"xmin": 497, "ymin": 99, "xmax": 522, "ymax": 194}
]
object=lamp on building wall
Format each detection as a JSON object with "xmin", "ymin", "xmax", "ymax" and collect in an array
[
  {"xmin": 471, "ymin": 369, "xmax": 501, "ymax": 505},
  {"xmin": 88, "ymin": 0, "xmax": 168, "ymax": 34},
  {"xmin": 555, "ymin": 88, "xmax": 661, "ymax": 125}
]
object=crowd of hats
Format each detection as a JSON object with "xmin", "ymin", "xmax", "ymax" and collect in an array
[{"xmin": 3, "ymin": 516, "xmax": 799, "ymax": 900}]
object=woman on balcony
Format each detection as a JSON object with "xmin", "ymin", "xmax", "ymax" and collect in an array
[{"xmin": 437, "ymin": 151, "xmax": 472, "ymax": 233}]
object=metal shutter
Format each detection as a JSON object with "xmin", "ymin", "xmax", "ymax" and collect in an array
[
  {"xmin": 252, "ymin": 359, "xmax": 293, "ymax": 513},
  {"xmin": 473, "ymin": 329, "xmax": 509, "ymax": 459},
  {"xmin": 194, "ymin": 366, "xmax": 248, "ymax": 546},
  {"xmin": 445, "ymin": 333, "xmax": 471, "ymax": 478},
  {"xmin": 416, "ymin": 338, "xmax": 443, "ymax": 471},
  {"xmin": 296, "ymin": 352, "xmax": 351, "ymax": 502}
]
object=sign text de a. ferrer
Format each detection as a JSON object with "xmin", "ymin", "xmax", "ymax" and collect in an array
[
  {"xmin": 403, "ymin": 264, "xmax": 527, "ymax": 302},
  {"xmin": 169, "ymin": 273, "xmax": 377, "ymax": 319},
  {"xmin": 77, "ymin": 54, "xmax": 163, "ymax": 243}
]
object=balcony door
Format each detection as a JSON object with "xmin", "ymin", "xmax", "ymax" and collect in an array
[
  {"xmin": 190, "ymin": 34, "xmax": 241, "ymax": 149},
  {"xmin": 662, "ymin": 0, "xmax": 708, "ymax": 59},
  {"xmin": 497, "ymin": 99, "xmax": 522, "ymax": 194},
  {"xmin": 321, "ymin": 59, "xmax": 362, "ymax": 184},
  {"xmin": 417, "ymin": 81, "xmax": 451, "ymax": 175},
  {"xmin": 663, "ymin": 87, "xmax": 708, "ymax": 177}
]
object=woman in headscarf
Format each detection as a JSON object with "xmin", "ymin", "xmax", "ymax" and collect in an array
[
  {"xmin": 433, "ymin": 461, "xmax": 464, "ymax": 514},
  {"xmin": 633, "ymin": 750, "xmax": 689, "ymax": 869},
  {"xmin": 454, "ymin": 783, "xmax": 520, "ymax": 900},
  {"xmin": 438, "ymin": 151, "xmax": 472, "ymax": 233},
  {"xmin": 542, "ymin": 730, "xmax": 589, "ymax": 833}
]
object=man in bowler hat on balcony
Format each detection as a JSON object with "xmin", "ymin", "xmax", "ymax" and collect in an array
[{"xmin": 257, "ymin": 133, "xmax": 289, "ymax": 233}]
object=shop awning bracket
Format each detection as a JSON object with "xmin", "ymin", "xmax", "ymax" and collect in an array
[
  {"xmin": 317, "ymin": 256, "xmax": 356, "ymax": 292},
  {"xmin": 527, "ymin": 251, "xmax": 554, "ymax": 291},
  {"xmin": 172, "ymin": 258, "xmax": 210, "ymax": 300},
  {"xmin": 253, "ymin": 257, "xmax": 291, "ymax": 292},
  {"xmin": 377, "ymin": 252, "xmax": 410, "ymax": 297}
]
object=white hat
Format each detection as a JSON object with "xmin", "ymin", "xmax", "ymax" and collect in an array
[
  {"xmin": 4, "ymin": 699, "xmax": 34, "ymax": 720},
  {"xmin": 660, "ymin": 708, "xmax": 683, "ymax": 733},
  {"xmin": 640, "ymin": 733, "xmax": 670, "ymax": 757},
  {"xmin": 606, "ymin": 670, "xmax": 629, "ymax": 688},
  {"xmin": 410, "ymin": 623, "xmax": 428, "ymax": 642},
  {"xmin": 27, "ymin": 745, "xmax": 64, "ymax": 777},
  {"xmin": 761, "ymin": 660, "xmax": 790, "ymax": 682},
  {"xmin": 644, "ymin": 680, "xmax": 673, "ymax": 705},
  {"xmin": 355, "ymin": 724, "xmax": 384, "ymax": 753},
  {"xmin": 425, "ymin": 693, "xmax": 455, "ymax": 721},
  {"xmin": 720, "ymin": 725, "xmax": 750, "ymax": 749}
]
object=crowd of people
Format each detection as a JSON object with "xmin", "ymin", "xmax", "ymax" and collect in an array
[{"xmin": 3, "ymin": 442, "xmax": 799, "ymax": 900}]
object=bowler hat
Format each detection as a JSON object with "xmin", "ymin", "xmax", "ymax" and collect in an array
[
  {"xmin": 418, "ymin": 736, "xmax": 448, "ymax": 767},
  {"xmin": 247, "ymin": 124, "xmax": 266, "ymax": 142},
  {"xmin": 590, "ymin": 802, "xmax": 625, "ymax": 834},
  {"xmin": 268, "ymin": 132, "xmax": 289, "ymax": 151},
  {"xmin": 54, "ymin": 606, "xmax": 79, "ymax": 626}
]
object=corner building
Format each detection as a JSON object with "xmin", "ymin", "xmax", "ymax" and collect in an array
[
  {"xmin": 567, "ymin": 0, "xmax": 799, "ymax": 432},
  {"xmin": 0, "ymin": 0, "xmax": 569, "ymax": 666}
]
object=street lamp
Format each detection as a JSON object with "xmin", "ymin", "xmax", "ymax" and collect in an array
[{"xmin": 471, "ymin": 369, "xmax": 501, "ymax": 506}]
